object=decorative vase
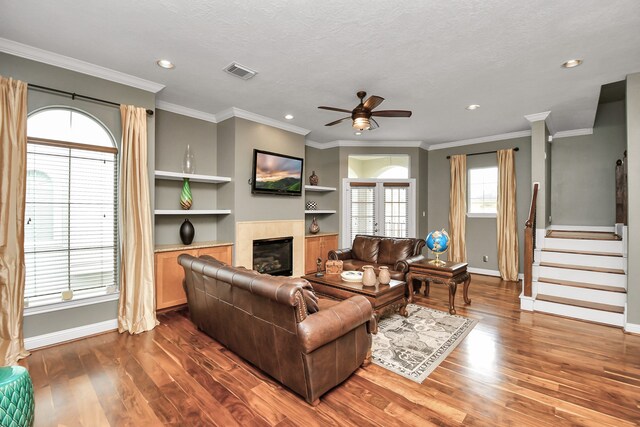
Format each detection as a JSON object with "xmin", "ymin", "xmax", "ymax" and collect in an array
[
  {"xmin": 305, "ymin": 200, "xmax": 317, "ymax": 210},
  {"xmin": 179, "ymin": 218, "xmax": 195, "ymax": 245},
  {"xmin": 309, "ymin": 216, "xmax": 320, "ymax": 234},
  {"xmin": 362, "ymin": 265, "xmax": 376, "ymax": 287},
  {"xmin": 378, "ymin": 266, "xmax": 391, "ymax": 285},
  {"xmin": 180, "ymin": 178, "xmax": 192, "ymax": 210},
  {"xmin": 309, "ymin": 170, "xmax": 319, "ymax": 186},
  {"xmin": 182, "ymin": 144, "xmax": 195, "ymax": 174}
]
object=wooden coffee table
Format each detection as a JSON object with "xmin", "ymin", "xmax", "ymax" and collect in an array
[
  {"xmin": 405, "ymin": 259, "xmax": 471, "ymax": 314},
  {"xmin": 303, "ymin": 273, "xmax": 408, "ymax": 333}
]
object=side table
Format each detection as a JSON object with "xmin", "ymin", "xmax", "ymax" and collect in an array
[{"xmin": 406, "ymin": 259, "xmax": 471, "ymax": 314}]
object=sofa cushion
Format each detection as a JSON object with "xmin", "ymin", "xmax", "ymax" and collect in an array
[
  {"xmin": 351, "ymin": 236, "xmax": 380, "ymax": 263},
  {"xmin": 378, "ymin": 238, "xmax": 417, "ymax": 266}
]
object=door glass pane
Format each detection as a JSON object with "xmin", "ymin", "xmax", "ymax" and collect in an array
[
  {"xmin": 350, "ymin": 187, "xmax": 376, "ymax": 243},
  {"xmin": 384, "ymin": 186, "xmax": 409, "ymax": 238}
]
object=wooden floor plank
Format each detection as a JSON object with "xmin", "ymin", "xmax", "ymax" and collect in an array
[{"xmin": 21, "ymin": 275, "xmax": 640, "ymax": 426}]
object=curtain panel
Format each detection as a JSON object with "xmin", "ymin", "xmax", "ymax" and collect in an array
[
  {"xmin": 448, "ymin": 154, "xmax": 467, "ymax": 263},
  {"xmin": 497, "ymin": 149, "xmax": 519, "ymax": 281},
  {"xmin": 118, "ymin": 105, "xmax": 157, "ymax": 334},
  {"xmin": 0, "ymin": 76, "xmax": 29, "ymax": 365}
]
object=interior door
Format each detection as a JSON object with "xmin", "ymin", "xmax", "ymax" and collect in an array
[{"xmin": 343, "ymin": 179, "xmax": 416, "ymax": 247}]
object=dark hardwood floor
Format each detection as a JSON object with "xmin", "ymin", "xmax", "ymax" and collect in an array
[{"xmin": 20, "ymin": 275, "xmax": 640, "ymax": 426}]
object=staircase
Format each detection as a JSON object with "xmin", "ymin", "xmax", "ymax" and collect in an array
[{"xmin": 531, "ymin": 228, "xmax": 627, "ymax": 327}]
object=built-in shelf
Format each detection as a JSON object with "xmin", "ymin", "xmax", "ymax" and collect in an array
[
  {"xmin": 305, "ymin": 210, "xmax": 336, "ymax": 214},
  {"xmin": 305, "ymin": 185, "xmax": 336, "ymax": 192},
  {"xmin": 155, "ymin": 170, "xmax": 231, "ymax": 184},
  {"xmin": 155, "ymin": 209, "xmax": 231, "ymax": 215}
]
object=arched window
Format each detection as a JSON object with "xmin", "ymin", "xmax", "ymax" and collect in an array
[{"xmin": 25, "ymin": 107, "xmax": 118, "ymax": 307}]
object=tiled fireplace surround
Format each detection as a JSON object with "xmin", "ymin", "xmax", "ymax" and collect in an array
[{"xmin": 235, "ymin": 220, "xmax": 305, "ymax": 277}]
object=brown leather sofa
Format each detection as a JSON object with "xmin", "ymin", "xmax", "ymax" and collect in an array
[
  {"xmin": 178, "ymin": 254, "xmax": 374, "ymax": 405},
  {"xmin": 328, "ymin": 234, "xmax": 425, "ymax": 280}
]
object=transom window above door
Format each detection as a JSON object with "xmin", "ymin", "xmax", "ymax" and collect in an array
[{"xmin": 347, "ymin": 155, "xmax": 409, "ymax": 179}]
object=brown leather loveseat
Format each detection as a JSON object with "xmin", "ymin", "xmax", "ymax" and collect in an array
[
  {"xmin": 178, "ymin": 254, "xmax": 374, "ymax": 405},
  {"xmin": 328, "ymin": 234, "xmax": 425, "ymax": 280}
]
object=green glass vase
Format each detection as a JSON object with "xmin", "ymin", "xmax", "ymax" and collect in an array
[{"xmin": 180, "ymin": 178, "xmax": 192, "ymax": 210}]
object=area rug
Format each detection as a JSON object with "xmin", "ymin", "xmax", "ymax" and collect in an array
[{"xmin": 371, "ymin": 304, "xmax": 477, "ymax": 383}]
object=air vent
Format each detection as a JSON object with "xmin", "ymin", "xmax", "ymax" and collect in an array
[{"xmin": 223, "ymin": 62, "xmax": 257, "ymax": 80}]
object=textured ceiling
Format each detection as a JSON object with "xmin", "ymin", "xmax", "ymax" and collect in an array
[{"xmin": 2, "ymin": 0, "xmax": 640, "ymax": 146}]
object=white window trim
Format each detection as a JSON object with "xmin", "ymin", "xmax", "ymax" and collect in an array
[
  {"xmin": 24, "ymin": 292, "xmax": 120, "ymax": 316},
  {"xmin": 466, "ymin": 212, "xmax": 497, "ymax": 218}
]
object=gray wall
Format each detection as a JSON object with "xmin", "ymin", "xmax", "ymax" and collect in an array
[
  {"xmin": 304, "ymin": 147, "xmax": 340, "ymax": 234},
  {"xmin": 626, "ymin": 73, "xmax": 640, "ymax": 324},
  {"xmin": 216, "ymin": 117, "xmax": 306, "ymax": 256},
  {"xmin": 551, "ymin": 101, "xmax": 627, "ymax": 226},
  {"xmin": 155, "ymin": 109, "xmax": 219, "ymax": 245},
  {"xmin": 427, "ymin": 137, "xmax": 531, "ymax": 272},
  {"xmin": 0, "ymin": 52, "xmax": 156, "ymax": 338}
]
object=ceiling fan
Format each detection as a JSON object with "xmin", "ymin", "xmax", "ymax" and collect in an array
[{"xmin": 318, "ymin": 91, "xmax": 412, "ymax": 131}]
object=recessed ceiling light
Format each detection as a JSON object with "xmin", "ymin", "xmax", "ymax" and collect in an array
[
  {"xmin": 466, "ymin": 104, "xmax": 480, "ymax": 110},
  {"xmin": 284, "ymin": 114, "xmax": 294, "ymax": 120},
  {"xmin": 156, "ymin": 59, "xmax": 175, "ymax": 69},
  {"xmin": 354, "ymin": 131, "xmax": 362, "ymax": 136},
  {"xmin": 561, "ymin": 59, "xmax": 583, "ymax": 68}
]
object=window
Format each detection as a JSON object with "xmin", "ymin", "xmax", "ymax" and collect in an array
[
  {"xmin": 348, "ymin": 155, "xmax": 409, "ymax": 179},
  {"xmin": 25, "ymin": 108, "xmax": 118, "ymax": 308},
  {"xmin": 468, "ymin": 167, "xmax": 498, "ymax": 215}
]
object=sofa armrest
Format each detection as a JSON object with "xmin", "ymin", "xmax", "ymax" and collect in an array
[
  {"xmin": 297, "ymin": 295, "xmax": 373, "ymax": 354},
  {"xmin": 328, "ymin": 248, "xmax": 353, "ymax": 261},
  {"xmin": 394, "ymin": 254, "xmax": 426, "ymax": 274}
]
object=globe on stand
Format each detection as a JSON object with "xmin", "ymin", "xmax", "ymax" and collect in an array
[{"xmin": 425, "ymin": 229, "xmax": 450, "ymax": 266}]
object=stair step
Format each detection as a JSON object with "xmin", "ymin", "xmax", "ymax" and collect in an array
[
  {"xmin": 540, "ymin": 248, "xmax": 623, "ymax": 258},
  {"xmin": 536, "ymin": 294, "xmax": 624, "ymax": 314},
  {"xmin": 545, "ymin": 230, "xmax": 621, "ymax": 241},
  {"xmin": 538, "ymin": 277, "xmax": 626, "ymax": 293},
  {"xmin": 539, "ymin": 262, "xmax": 625, "ymax": 275}
]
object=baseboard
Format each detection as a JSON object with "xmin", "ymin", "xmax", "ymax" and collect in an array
[
  {"xmin": 519, "ymin": 293, "xmax": 535, "ymax": 311},
  {"xmin": 624, "ymin": 322, "xmax": 640, "ymax": 335},
  {"xmin": 24, "ymin": 319, "xmax": 118, "ymax": 350},
  {"xmin": 547, "ymin": 225, "xmax": 615, "ymax": 232},
  {"xmin": 467, "ymin": 267, "xmax": 524, "ymax": 281}
]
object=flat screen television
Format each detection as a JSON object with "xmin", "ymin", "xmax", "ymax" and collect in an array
[{"xmin": 251, "ymin": 149, "xmax": 304, "ymax": 196}]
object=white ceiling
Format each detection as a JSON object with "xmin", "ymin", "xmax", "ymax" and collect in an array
[{"xmin": 2, "ymin": 0, "xmax": 640, "ymax": 146}]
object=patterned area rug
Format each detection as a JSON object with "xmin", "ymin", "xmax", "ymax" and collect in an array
[{"xmin": 372, "ymin": 304, "xmax": 477, "ymax": 383}]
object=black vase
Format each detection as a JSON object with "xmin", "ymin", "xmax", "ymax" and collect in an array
[{"xmin": 179, "ymin": 218, "xmax": 195, "ymax": 245}]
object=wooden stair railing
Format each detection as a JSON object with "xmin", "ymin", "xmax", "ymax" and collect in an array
[{"xmin": 524, "ymin": 183, "xmax": 539, "ymax": 297}]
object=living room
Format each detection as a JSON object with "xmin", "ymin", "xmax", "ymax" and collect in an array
[{"xmin": 1, "ymin": 2, "xmax": 640, "ymax": 426}]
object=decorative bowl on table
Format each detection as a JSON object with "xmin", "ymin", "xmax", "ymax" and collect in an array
[{"xmin": 340, "ymin": 271, "xmax": 363, "ymax": 282}]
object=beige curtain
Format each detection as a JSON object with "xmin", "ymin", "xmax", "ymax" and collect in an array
[
  {"xmin": 497, "ymin": 149, "xmax": 519, "ymax": 281},
  {"xmin": 118, "ymin": 105, "xmax": 158, "ymax": 334},
  {"xmin": 0, "ymin": 76, "xmax": 30, "ymax": 365},
  {"xmin": 448, "ymin": 155, "xmax": 467, "ymax": 263}
]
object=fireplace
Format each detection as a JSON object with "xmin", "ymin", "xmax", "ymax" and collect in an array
[{"xmin": 253, "ymin": 236, "xmax": 293, "ymax": 276}]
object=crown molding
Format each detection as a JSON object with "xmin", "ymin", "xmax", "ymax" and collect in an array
[
  {"xmin": 0, "ymin": 38, "xmax": 165, "ymax": 93},
  {"xmin": 427, "ymin": 130, "xmax": 531, "ymax": 151},
  {"xmin": 305, "ymin": 139, "xmax": 424, "ymax": 149},
  {"xmin": 156, "ymin": 101, "xmax": 218, "ymax": 123},
  {"xmin": 553, "ymin": 128, "xmax": 593, "ymax": 139},
  {"xmin": 218, "ymin": 107, "xmax": 311, "ymax": 135},
  {"xmin": 524, "ymin": 111, "xmax": 551, "ymax": 123}
]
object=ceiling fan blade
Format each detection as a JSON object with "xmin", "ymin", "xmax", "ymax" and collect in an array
[
  {"xmin": 325, "ymin": 116, "xmax": 351, "ymax": 126},
  {"xmin": 363, "ymin": 95, "xmax": 384, "ymax": 111},
  {"xmin": 369, "ymin": 118, "xmax": 379, "ymax": 130},
  {"xmin": 318, "ymin": 106, "xmax": 352, "ymax": 113},
  {"xmin": 371, "ymin": 110, "xmax": 412, "ymax": 117}
]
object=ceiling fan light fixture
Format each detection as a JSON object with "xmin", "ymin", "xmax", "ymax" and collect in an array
[{"xmin": 353, "ymin": 116, "xmax": 371, "ymax": 131}]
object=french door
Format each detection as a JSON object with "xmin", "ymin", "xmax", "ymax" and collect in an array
[{"xmin": 342, "ymin": 179, "xmax": 416, "ymax": 247}]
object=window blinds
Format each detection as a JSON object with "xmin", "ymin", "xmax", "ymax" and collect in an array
[
  {"xmin": 24, "ymin": 139, "xmax": 118, "ymax": 306},
  {"xmin": 349, "ymin": 184, "xmax": 376, "ymax": 243}
]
